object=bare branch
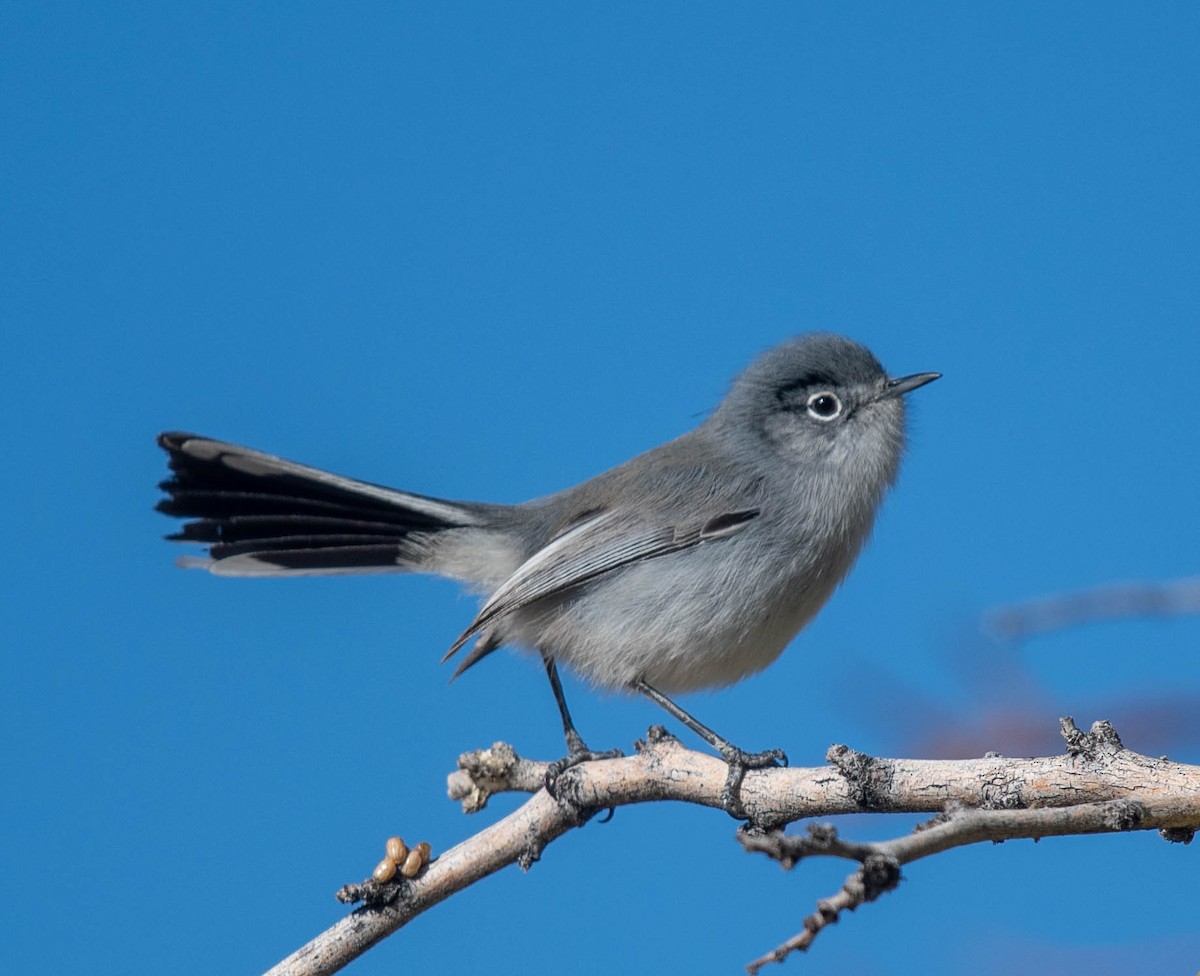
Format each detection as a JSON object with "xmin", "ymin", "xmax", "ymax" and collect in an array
[{"xmin": 264, "ymin": 722, "xmax": 1200, "ymax": 976}]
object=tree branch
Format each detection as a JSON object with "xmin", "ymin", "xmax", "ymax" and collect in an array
[{"xmin": 263, "ymin": 721, "xmax": 1200, "ymax": 976}]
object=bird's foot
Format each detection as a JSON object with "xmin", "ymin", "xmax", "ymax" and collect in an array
[
  {"xmin": 717, "ymin": 743, "xmax": 788, "ymax": 823},
  {"xmin": 544, "ymin": 730, "xmax": 624, "ymax": 798}
]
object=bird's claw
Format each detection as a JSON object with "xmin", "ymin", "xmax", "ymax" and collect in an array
[
  {"xmin": 718, "ymin": 745, "xmax": 788, "ymax": 823},
  {"xmin": 544, "ymin": 746, "xmax": 624, "ymax": 797}
]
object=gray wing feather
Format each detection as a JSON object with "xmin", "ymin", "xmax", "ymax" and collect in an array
[{"xmin": 444, "ymin": 506, "xmax": 759, "ymax": 666}]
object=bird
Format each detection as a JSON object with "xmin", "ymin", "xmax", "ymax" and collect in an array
[{"xmin": 156, "ymin": 333, "xmax": 938, "ymax": 811}]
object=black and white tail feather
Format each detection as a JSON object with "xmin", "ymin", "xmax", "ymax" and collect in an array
[{"xmin": 155, "ymin": 432, "xmax": 501, "ymax": 579}]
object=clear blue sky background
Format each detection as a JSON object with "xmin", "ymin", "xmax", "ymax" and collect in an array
[{"xmin": 3, "ymin": 4, "xmax": 1198, "ymax": 974}]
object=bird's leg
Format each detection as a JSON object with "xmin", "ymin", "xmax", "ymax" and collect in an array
[
  {"xmin": 542, "ymin": 656, "xmax": 623, "ymax": 796},
  {"xmin": 633, "ymin": 679, "xmax": 787, "ymax": 822}
]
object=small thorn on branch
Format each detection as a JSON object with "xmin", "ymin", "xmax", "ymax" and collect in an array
[
  {"xmin": 1060, "ymin": 717, "xmax": 1125, "ymax": 759},
  {"xmin": 826, "ymin": 743, "xmax": 892, "ymax": 810},
  {"xmin": 336, "ymin": 878, "xmax": 403, "ymax": 908},
  {"xmin": 635, "ymin": 724, "xmax": 679, "ymax": 752}
]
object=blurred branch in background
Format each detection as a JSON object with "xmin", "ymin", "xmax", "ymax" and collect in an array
[
  {"xmin": 844, "ymin": 577, "xmax": 1200, "ymax": 761},
  {"xmin": 982, "ymin": 577, "xmax": 1200, "ymax": 643}
]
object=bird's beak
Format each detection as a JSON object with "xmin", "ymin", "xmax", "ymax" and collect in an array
[{"xmin": 877, "ymin": 371, "xmax": 941, "ymax": 400}]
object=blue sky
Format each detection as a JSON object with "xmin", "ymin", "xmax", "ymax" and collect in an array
[{"xmin": 3, "ymin": 4, "xmax": 1198, "ymax": 974}]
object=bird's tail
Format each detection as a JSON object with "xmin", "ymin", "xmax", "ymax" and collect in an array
[{"xmin": 155, "ymin": 432, "xmax": 506, "ymax": 579}]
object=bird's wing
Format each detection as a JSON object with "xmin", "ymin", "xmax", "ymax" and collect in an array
[{"xmin": 444, "ymin": 505, "xmax": 760, "ymax": 675}]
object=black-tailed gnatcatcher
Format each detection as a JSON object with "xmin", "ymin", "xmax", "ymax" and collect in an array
[{"xmin": 156, "ymin": 333, "xmax": 938, "ymax": 811}]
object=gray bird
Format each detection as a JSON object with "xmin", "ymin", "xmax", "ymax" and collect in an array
[{"xmin": 156, "ymin": 333, "xmax": 938, "ymax": 811}]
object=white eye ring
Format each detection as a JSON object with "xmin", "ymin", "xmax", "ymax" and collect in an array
[{"xmin": 805, "ymin": 391, "xmax": 842, "ymax": 421}]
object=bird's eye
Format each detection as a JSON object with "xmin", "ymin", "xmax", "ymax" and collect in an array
[{"xmin": 805, "ymin": 392, "xmax": 842, "ymax": 421}]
